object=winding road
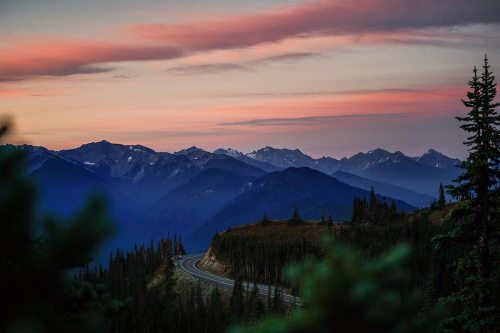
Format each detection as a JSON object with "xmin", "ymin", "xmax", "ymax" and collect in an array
[{"xmin": 178, "ymin": 254, "xmax": 298, "ymax": 303}]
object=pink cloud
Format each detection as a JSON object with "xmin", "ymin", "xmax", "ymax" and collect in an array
[
  {"xmin": 0, "ymin": 38, "xmax": 183, "ymax": 81},
  {"xmin": 1, "ymin": 0, "xmax": 498, "ymax": 83},
  {"xmin": 128, "ymin": 0, "xmax": 499, "ymax": 51}
]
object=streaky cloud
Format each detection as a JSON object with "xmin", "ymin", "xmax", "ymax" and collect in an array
[
  {"xmin": 252, "ymin": 52, "xmax": 320, "ymax": 64},
  {"xmin": 211, "ymin": 87, "xmax": 433, "ymax": 98},
  {"xmin": 166, "ymin": 51, "xmax": 318, "ymax": 76},
  {"xmin": 43, "ymin": 65, "xmax": 114, "ymax": 77},
  {"xmin": 219, "ymin": 113, "xmax": 407, "ymax": 126},
  {"xmin": 0, "ymin": 39, "xmax": 184, "ymax": 81},
  {"xmin": 116, "ymin": 128, "xmax": 239, "ymax": 139},
  {"xmin": 129, "ymin": 0, "xmax": 500, "ymax": 51},
  {"xmin": 167, "ymin": 63, "xmax": 254, "ymax": 76}
]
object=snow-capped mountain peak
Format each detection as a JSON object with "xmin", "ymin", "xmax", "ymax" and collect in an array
[
  {"xmin": 213, "ymin": 148, "xmax": 243, "ymax": 158},
  {"xmin": 413, "ymin": 149, "xmax": 460, "ymax": 169}
]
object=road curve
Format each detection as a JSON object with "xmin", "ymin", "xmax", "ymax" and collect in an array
[{"xmin": 178, "ymin": 254, "xmax": 298, "ymax": 303}]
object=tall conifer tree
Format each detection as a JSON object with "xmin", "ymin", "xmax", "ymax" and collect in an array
[
  {"xmin": 436, "ymin": 55, "xmax": 500, "ymax": 333},
  {"xmin": 438, "ymin": 183, "xmax": 446, "ymax": 208}
]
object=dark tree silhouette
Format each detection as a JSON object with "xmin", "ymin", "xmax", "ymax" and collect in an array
[
  {"xmin": 438, "ymin": 183, "xmax": 446, "ymax": 208},
  {"xmin": 434, "ymin": 55, "xmax": 500, "ymax": 333},
  {"xmin": 0, "ymin": 124, "xmax": 117, "ymax": 332},
  {"xmin": 289, "ymin": 207, "xmax": 303, "ymax": 225}
]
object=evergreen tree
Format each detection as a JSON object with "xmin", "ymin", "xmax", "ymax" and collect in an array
[
  {"xmin": 207, "ymin": 287, "xmax": 225, "ymax": 333},
  {"xmin": 351, "ymin": 196, "xmax": 360, "ymax": 223},
  {"xmin": 0, "ymin": 124, "xmax": 118, "ymax": 332},
  {"xmin": 195, "ymin": 283, "xmax": 206, "ymax": 325},
  {"xmin": 267, "ymin": 286, "xmax": 272, "ymax": 312},
  {"xmin": 247, "ymin": 283, "xmax": 264, "ymax": 322},
  {"xmin": 438, "ymin": 183, "xmax": 446, "ymax": 208},
  {"xmin": 207, "ymin": 287, "xmax": 224, "ymax": 333},
  {"xmin": 289, "ymin": 207, "xmax": 302, "ymax": 225},
  {"xmin": 230, "ymin": 279, "xmax": 245, "ymax": 321},
  {"xmin": 390, "ymin": 200, "xmax": 398, "ymax": 219},
  {"xmin": 327, "ymin": 216, "xmax": 334, "ymax": 227},
  {"xmin": 261, "ymin": 213, "xmax": 270, "ymax": 226},
  {"xmin": 369, "ymin": 187, "xmax": 378, "ymax": 224},
  {"xmin": 434, "ymin": 56, "xmax": 500, "ymax": 333},
  {"xmin": 361, "ymin": 197, "xmax": 368, "ymax": 221},
  {"xmin": 272, "ymin": 287, "xmax": 283, "ymax": 314},
  {"xmin": 351, "ymin": 190, "xmax": 399, "ymax": 225}
]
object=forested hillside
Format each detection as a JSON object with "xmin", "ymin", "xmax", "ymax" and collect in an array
[{"xmin": 204, "ymin": 204, "xmax": 457, "ymax": 301}]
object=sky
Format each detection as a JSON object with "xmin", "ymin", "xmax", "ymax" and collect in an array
[{"xmin": 1, "ymin": 0, "xmax": 499, "ymax": 159}]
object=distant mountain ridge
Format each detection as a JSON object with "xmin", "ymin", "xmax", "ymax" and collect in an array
[
  {"xmin": 3, "ymin": 141, "xmax": 460, "ymax": 252},
  {"xmin": 214, "ymin": 146, "xmax": 461, "ymax": 197}
]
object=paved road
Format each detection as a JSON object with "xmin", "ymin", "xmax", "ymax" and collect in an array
[{"xmin": 178, "ymin": 254, "xmax": 299, "ymax": 303}]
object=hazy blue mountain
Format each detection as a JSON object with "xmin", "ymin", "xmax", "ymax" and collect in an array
[
  {"xmin": 174, "ymin": 146, "xmax": 214, "ymax": 166},
  {"xmin": 175, "ymin": 146, "xmax": 266, "ymax": 176},
  {"xmin": 60, "ymin": 141, "xmax": 202, "ymax": 206},
  {"xmin": 188, "ymin": 167, "xmax": 415, "ymax": 251},
  {"xmin": 5, "ymin": 141, "xmax": 459, "ymax": 253},
  {"xmin": 214, "ymin": 148, "xmax": 279, "ymax": 172},
  {"xmin": 246, "ymin": 146, "xmax": 339, "ymax": 174},
  {"xmin": 203, "ymin": 154, "xmax": 266, "ymax": 177},
  {"xmin": 337, "ymin": 150, "xmax": 461, "ymax": 196},
  {"xmin": 5, "ymin": 142, "xmax": 271, "ymax": 252},
  {"xmin": 60, "ymin": 140, "xmax": 157, "ymax": 178},
  {"xmin": 242, "ymin": 147, "xmax": 460, "ymax": 196},
  {"xmin": 143, "ymin": 168, "xmax": 255, "ymax": 239},
  {"xmin": 332, "ymin": 170, "xmax": 434, "ymax": 208},
  {"xmin": 3, "ymin": 144, "xmax": 109, "ymax": 218},
  {"xmin": 412, "ymin": 149, "xmax": 461, "ymax": 169},
  {"xmin": 337, "ymin": 148, "xmax": 394, "ymax": 174}
]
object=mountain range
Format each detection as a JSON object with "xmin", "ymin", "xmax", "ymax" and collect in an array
[
  {"xmin": 2, "ymin": 141, "xmax": 461, "ymax": 251},
  {"xmin": 217, "ymin": 146, "xmax": 461, "ymax": 197}
]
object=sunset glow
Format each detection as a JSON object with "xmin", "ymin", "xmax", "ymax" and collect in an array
[{"xmin": 1, "ymin": 0, "xmax": 499, "ymax": 158}]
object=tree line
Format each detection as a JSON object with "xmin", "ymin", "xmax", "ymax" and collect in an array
[
  {"xmin": 212, "ymin": 232, "xmax": 321, "ymax": 287},
  {"xmin": 350, "ymin": 187, "xmax": 401, "ymax": 224}
]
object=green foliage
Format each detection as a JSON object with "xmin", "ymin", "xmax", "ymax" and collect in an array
[
  {"xmin": 232, "ymin": 241, "xmax": 444, "ymax": 333},
  {"xmin": 0, "ymin": 124, "xmax": 117, "ymax": 332}
]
